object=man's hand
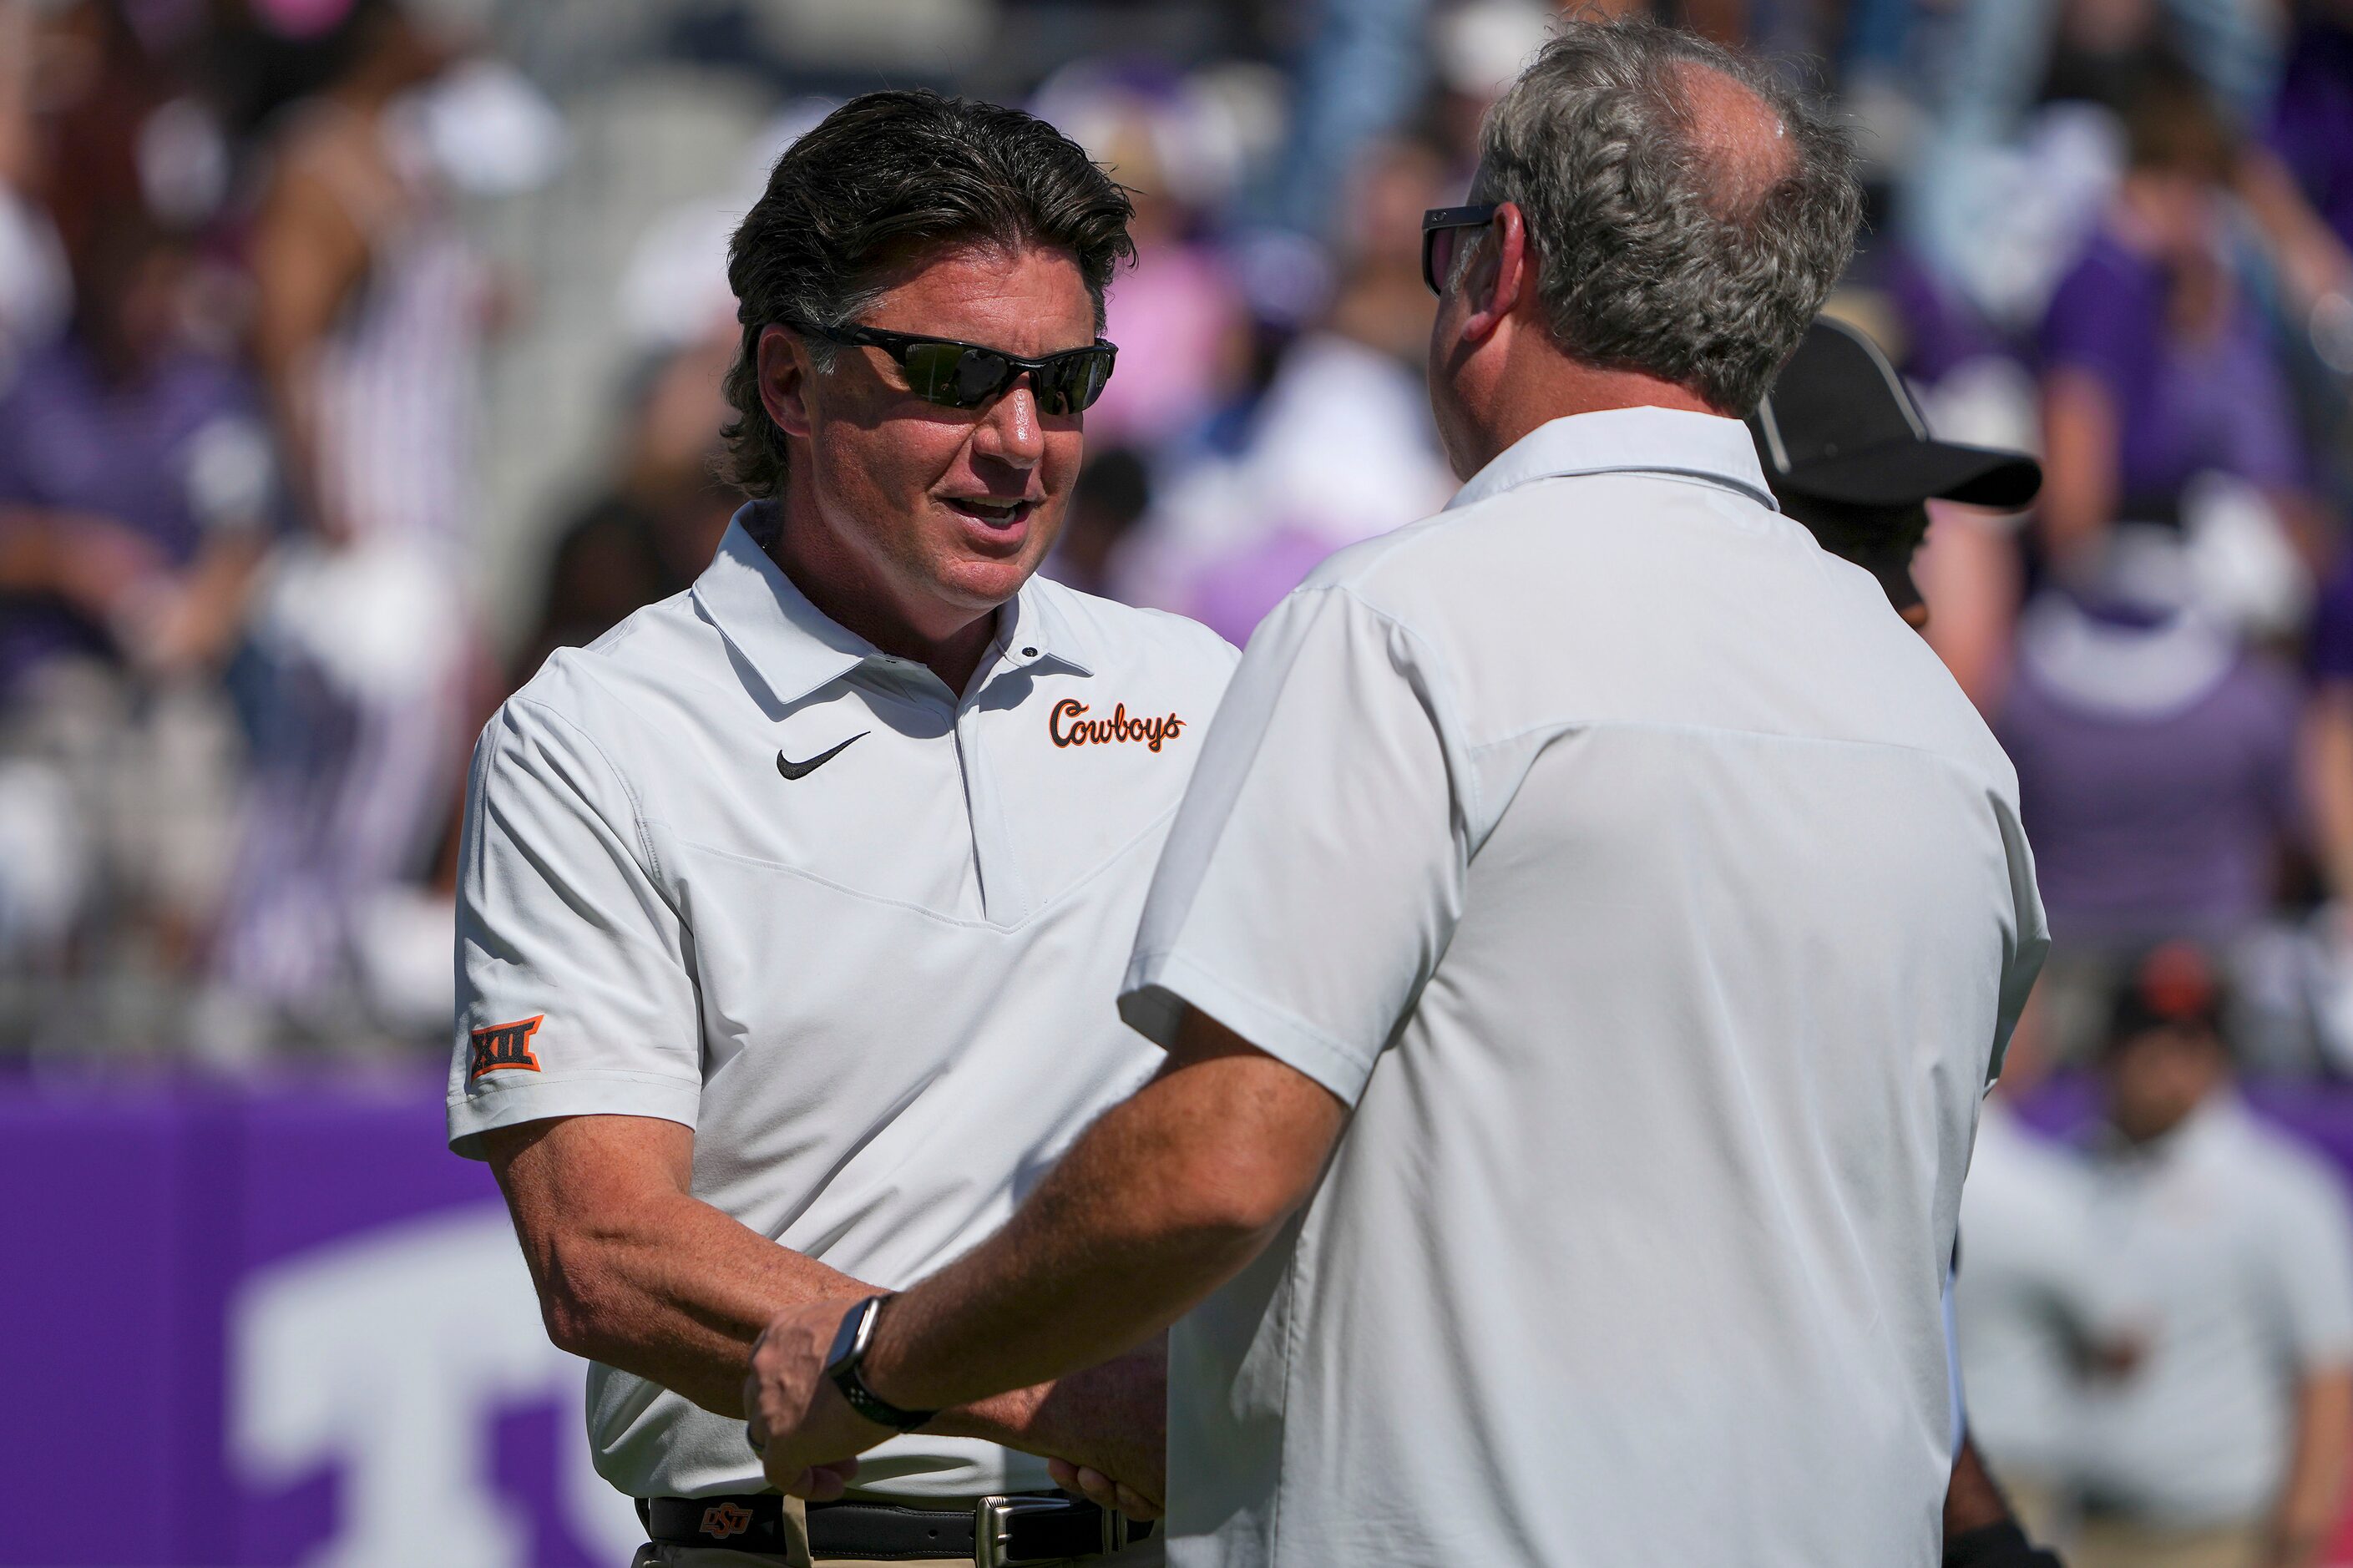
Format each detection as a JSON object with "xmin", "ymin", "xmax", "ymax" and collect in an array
[
  {"xmin": 1024, "ymin": 1346, "xmax": 1167, "ymax": 1519},
  {"xmin": 741, "ymin": 1297, "xmax": 888, "ymax": 1498},
  {"xmin": 1047, "ymin": 1457, "xmax": 1160, "ymax": 1521}
]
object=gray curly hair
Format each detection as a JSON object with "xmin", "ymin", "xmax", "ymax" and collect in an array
[{"xmin": 1466, "ymin": 18, "xmax": 1860, "ymax": 414}]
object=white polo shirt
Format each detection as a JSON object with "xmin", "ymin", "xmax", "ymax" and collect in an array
[
  {"xmin": 448, "ymin": 508, "xmax": 1236, "ymax": 1502},
  {"xmin": 1119, "ymin": 409, "xmax": 2050, "ymax": 1568},
  {"xmin": 1954, "ymin": 1100, "xmax": 2138, "ymax": 1484},
  {"xmin": 2079, "ymin": 1095, "xmax": 2353, "ymax": 1525}
]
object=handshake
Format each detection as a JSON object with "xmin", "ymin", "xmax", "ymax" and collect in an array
[{"xmin": 740, "ymin": 1296, "xmax": 1169, "ymax": 1520}]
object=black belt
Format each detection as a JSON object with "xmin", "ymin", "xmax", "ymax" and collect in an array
[{"xmin": 640, "ymin": 1492, "xmax": 1152, "ymax": 1562}]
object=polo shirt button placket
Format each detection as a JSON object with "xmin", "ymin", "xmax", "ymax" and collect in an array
[{"xmin": 955, "ymin": 670, "xmax": 1031, "ymax": 925}]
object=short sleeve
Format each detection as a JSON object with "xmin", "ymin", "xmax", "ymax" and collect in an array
[
  {"xmin": 2270, "ymin": 1161, "xmax": 2353, "ymax": 1368},
  {"xmin": 447, "ymin": 695, "xmax": 702, "ymax": 1159},
  {"xmin": 1119, "ymin": 584, "xmax": 1468, "ymax": 1105}
]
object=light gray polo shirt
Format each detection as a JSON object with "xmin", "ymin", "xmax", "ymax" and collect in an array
[
  {"xmin": 448, "ymin": 509, "xmax": 1236, "ymax": 1502},
  {"xmin": 2079, "ymin": 1095, "xmax": 2353, "ymax": 1525},
  {"xmin": 1954, "ymin": 1100, "xmax": 2138, "ymax": 1483},
  {"xmin": 1120, "ymin": 409, "xmax": 2050, "ymax": 1568}
]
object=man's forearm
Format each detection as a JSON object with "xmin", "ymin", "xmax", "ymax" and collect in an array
[
  {"xmin": 545, "ymin": 1184, "xmax": 1073, "ymax": 1442},
  {"xmin": 487, "ymin": 1116, "xmax": 1040, "ymax": 1439},
  {"xmin": 2269, "ymin": 1369, "xmax": 2352, "ymax": 1568},
  {"xmin": 864, "ymin": 1105, "xmax": 1260, "ymax": 1411},
  {"xmin": 863, "ymin": 1040, "xmax": 1345, "ymax": 1413},
  {"xmin": 533, "ymin": 1183, "xmax": 869, "ymax": 1413},
  {"xmin": 738, "ymin": 1028, "xmax": 1339, "ymax": 1503}
]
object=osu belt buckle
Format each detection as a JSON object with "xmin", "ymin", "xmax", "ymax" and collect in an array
[{"xmin": 974, "ymin": 1494, "xmax": 1131, "ymax": 1567}]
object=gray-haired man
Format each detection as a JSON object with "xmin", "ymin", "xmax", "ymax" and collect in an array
[{"xmin": 745, "ymin": 22, "xmax": 2051, "ymax": 1567}]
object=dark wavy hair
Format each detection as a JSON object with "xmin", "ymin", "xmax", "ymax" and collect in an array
[{"xmin": 720, "ymin": 91, "xmax": 1136, "ymax": 499}]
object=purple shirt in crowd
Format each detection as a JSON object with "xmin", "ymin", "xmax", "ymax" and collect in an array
[
  {"xmin": 0, "ymin": 338, "xmax": 262, "ymax": 695},
  {"xmin": 2313, "ymin": 563, "xmax": 2353, "ymax": 686},
  {"xmin": 2039, "ymin": 226, "xmax": 2305, "ymax": 508},
  {"xmin": 1882, "ymin": 243, "xmax": 2010, "ymax": 387},
  {"xmin": 1997, "ymin": 625, "xmax": 2300, "ymax": 943},
  {"xmin": 2270, "ymin": 22, "xmax": 2353, "ymax": 253}
]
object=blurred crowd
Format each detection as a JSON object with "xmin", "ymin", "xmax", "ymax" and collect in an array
[
  {"xmin": 0, "ymin": 0, "xmax": 509, "ymax": 1062},
  {"xmin": 8, "ymin": 0, "xmax": 2353, "ymax": 1545},
  {"xmin": 14, "ymin": 0, "xmax": 2353, "ymax": 1067}
]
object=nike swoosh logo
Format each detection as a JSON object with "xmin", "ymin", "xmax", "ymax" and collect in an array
[{"xmin": 777, "ymin": 732, "xmax": 868, "ymax": 780}]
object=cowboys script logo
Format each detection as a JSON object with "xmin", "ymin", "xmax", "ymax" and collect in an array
[
  {"xmin": 468, "ymin": 1015, "xmax": 544, "ymax": 1080},
  {"xmin": 1049, "ymin": 699, "xmax": 1187, "ymax": 752},
  {"xmin": 701, "ymin": 1502, "xmax": 754, "ymax": 1540}
]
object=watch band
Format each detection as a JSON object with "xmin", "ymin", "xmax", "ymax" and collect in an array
[{"xmin": 827, "ymin": 1296, "xmax": 940, "ymax": 1431}]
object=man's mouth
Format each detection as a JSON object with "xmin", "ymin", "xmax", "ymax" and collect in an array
[{"xmin": 944, "ymin": 496, "xmax": 1033, "ymax": 527}]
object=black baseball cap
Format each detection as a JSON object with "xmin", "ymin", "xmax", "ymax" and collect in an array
[
  {"xmin": 1749, "ymin": 317, "xmax": 2043, "ymax": 511},
  {"xmin": 2103, "ymin": 940, "xmax": 2227, "ymax": 1052}
]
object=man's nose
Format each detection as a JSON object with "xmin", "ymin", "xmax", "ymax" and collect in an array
[{"xmin": 970, "ymin": 379, "xmax": 1045, "ymax": 468}]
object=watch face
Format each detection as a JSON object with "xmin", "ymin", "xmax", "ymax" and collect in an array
[{"xmin": 825, "ymin": 1299, "xmax": 871, "ymax": 1373}]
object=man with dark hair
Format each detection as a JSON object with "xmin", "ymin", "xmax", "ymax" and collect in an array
[
  {"xmin": 448, "ymin": 91, "xmax": 1234, "ymax": 1566},
  {"xmin": 1748, "ymin": 316, "xmax": 2042, "ymax": 633},
  {"xmin": 2075, "ymin": 947, "xmax": 2353, "ymax": 1568},
  {"xmin": 746, "ymin": 21, "xmax": 2047, "ymax": 1568}
]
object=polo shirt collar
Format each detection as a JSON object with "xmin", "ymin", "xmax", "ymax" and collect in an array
[
  {"xmin": 2095, "ymin": 1091, "xmax": 2249, "ymax": 1170},
  {"xmin": 692, "ymin": 505, "xmax": 1092, "ymax": 707},
  {"xmin": 1444, "ymin": 406, "xmax": 1780, "ymax": 513}
]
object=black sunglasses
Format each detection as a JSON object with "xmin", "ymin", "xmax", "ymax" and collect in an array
[
  {"xmin": 1421, "ymin": 204, "xmax": 1500, "ymax": 296},
  {"xmin": 787, "ymin": 321, "xmax": 1118, "ymax": 414}
]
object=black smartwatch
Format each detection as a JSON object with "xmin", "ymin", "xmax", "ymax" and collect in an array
[{"xmin": 824, "ymin": 1295, "xmax": 939, "ymax": 1431}]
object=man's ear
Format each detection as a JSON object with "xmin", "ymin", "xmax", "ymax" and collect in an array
[
  {"xmin": 757, "ymin": 324, "xmax": 814, "ymax": 440},
  {"xmin": 1459, "ymin": 203, "xmax": 1531, "ymax": 346}
]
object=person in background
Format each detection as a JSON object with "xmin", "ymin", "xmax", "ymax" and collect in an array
[
  {"xmin": 2305, "ymin": 566, "xmax": 2353, "ymax": 1067},
  {"xmin": 0, "ymin": 207, "xmax": 269, "ymax": 693},
  {"xmin": 214, "ymin": 0, "xmax": 485, "ymax": 1050},
  {"xmin": 2077, "ymin": 943, "xmax": 2353, "ymax": 1568},
  {"xmin": 1043, "ymin": 447, "xmax": 1152, "ymax": 602},
  {"xmin": 0, "ymin": 203, "xmax": 271, "ymax": 1042},
  {"xmin": 1242, "ymin": 0, "xmax": 1432, "ymax": 246},
  {"xmin": 1952, "ymin": 1051, "xmax": 2146, "ymax": 1560},
  {"xmin": 2001, "ymin": 86, "xmax": 2311, "ymax": 1062},
  {"xmin": 0, "ymin": 0, "xmax": 68, "ymax": 375},
  {"xmin": 512, "ymin": 326, "xmax": 741, "ymax": 688},
  {"xmin": 2258, "ymin": 0, "xmax": 2353, "ymax": 275},
  {"xmin": 2036, "ymin": 58, "xmax": 2315, "ymax": 583},
  {"xmin": 1994, "ymin": 524, "xmax": 2305, "ymax": 1064},
  {"xmin": 245, "ymin": 0, "xmax": 478, "ymax": 555},
  {"xmin": 1749, "ymin": 314, "xmax": 2095, "ymax": 1568},
  {"xmin": 1749, "ymin": 315, "xmax": 2041, "ymax": 633},
  {"xmin": 1035, "ymin": 74, "xmax": 1252, "ymax": 458},
  {"xmin": 1147, "ymin": 132, "xmax": 1457, "ymax": 641}
]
